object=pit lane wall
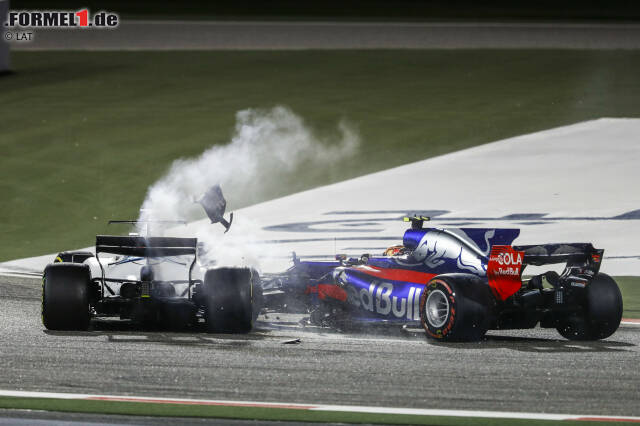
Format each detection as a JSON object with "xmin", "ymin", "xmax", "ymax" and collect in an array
[{"xmin": 0, "ymin": 1, "xmax": 9, "ymax": 72}]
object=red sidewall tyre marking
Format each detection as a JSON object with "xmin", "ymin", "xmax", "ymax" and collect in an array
[{"xmin": 420, "ymin": 279, "xmax": 456, "ymax": 339}]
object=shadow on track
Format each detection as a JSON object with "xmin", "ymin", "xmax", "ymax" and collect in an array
[
  {"xmin": 43, "ymin": 319, "xmax": 266, "ymax": 347},
  {"xmin": 258, "ymin": 316, "xmax": 636, "ymax": 353},
  {"xmin": 42, "ymin": 315, "xmax": 635, "ymax": 353},
  {"xmin": 427, "ymin": 334, "xmax": 635, "ymax": 353}
]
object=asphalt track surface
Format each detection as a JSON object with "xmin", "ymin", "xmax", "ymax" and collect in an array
[
  {"xmin": 1, "ymin": 275, "xmax": 639, "ymax": 419},
  {"xmin": 9, "ymin": 21, "xmax": 640, "ymax": 50}
]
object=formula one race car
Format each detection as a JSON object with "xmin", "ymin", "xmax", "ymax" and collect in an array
[
  {"xmin": 42, "ymin": 186, "xmax": 259, "ymax": 333},
  {"xmin": 261, "ymin": 216, "xmax": 623, "ymax": 341}
]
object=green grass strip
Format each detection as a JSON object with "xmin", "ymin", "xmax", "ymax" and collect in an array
[
  {"xmin": 0, "ymin": 396, "xmax": 630, "ymax": 425},
  {"xmin": 616, "ymin": 277, "xmax": 640, "ymax": 319},
  {"xmin": 2, "ymin": 50, "xmax": 640, "ymax": 261}
]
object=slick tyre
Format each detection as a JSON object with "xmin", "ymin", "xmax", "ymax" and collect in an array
[
  {"xmin": 420, "ymin": 275, "xmax": 491, "ymax": 342},
  {"xmin": 42, "ymin": 263, "xmax": 91, "ymax": 331},
  {"xmin": 204, "ymin": 268, "xmax": 256, "ymax": 333},
  {"xmin": 557, "ymin": 273, "xmax": 623, "ymax": 340},
  {"xmin": 159, "ymin": 301, "xmax": 197, "ymax": 331}
]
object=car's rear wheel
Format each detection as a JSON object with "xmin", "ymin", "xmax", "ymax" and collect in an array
[
  {"xmin": 557, "ymin": 273, "xmax": 622, "ymax": 340},
  {"xmin": 420, "ymin": 275, "xmax": 492, "ymax": 342},
  {"xmin": 204, "ymin": 268, "xmax": 257, "ymax": 333},
  {"xmin": 159, "ymin": 301, "xmax": 197, "ymax": 331},
  {"xmin": 42, "ymin": 263, "xmax": 91, "ymax": 330}
]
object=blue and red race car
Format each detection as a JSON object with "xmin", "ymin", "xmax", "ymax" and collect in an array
[{"xmin": 260, "ymin": 216, "xmax": 623, "ymax": 341}]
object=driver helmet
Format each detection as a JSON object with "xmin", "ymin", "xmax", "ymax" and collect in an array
[{"xmin": 383, "ymin": 245, "xmax": 406, "ymax": 256}]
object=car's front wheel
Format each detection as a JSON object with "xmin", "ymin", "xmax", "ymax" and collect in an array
[{"xmin": 420, "ymin": 275, "xmax": 492, "ymax": 342}]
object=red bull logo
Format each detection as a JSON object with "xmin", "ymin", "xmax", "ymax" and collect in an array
[{"xmin": 346, "ymin": 282, "xmax": 422, "ymax": 320}]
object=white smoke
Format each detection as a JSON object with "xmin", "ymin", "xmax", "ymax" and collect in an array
[{"xmin": 138, "ymin": 106, "xmax": 360, "ymax": 270}]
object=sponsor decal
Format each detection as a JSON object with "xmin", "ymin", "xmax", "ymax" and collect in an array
[
  {"xmin": 495, "ymin": 251, "xmax": 523, "ymax": 266},
  {"xmin": 487, "ymin": 245, "xmax": 525, "ymax": 301},
  {"xmin": 490, "ymin": 251, "xmax": 522, "ymax": 277},
  {"xmin": 314, "ymin": 283, "xmax": 348, "ymax": 302},
  {"xmin": 346, "ymin": 281, "xmax": 422, "ymax": 320}
]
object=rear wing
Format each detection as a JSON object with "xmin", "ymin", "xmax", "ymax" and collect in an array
[
  {"xmin": 513, "ymin": 243, "xmax": 603, "ymax": 273},
  {"xmin": 96, "ymin": 235, "xmax": 197, "ymax": 257},
  {"xmin": 487, "ymin": 243, "xmax": 604, "ymax": 301},
  {"xmin": 95, "ymin": 235, "xmax": 199, "ymax": 299}
]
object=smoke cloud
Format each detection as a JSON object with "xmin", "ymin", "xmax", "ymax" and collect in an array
[{"xmin": 138, "ymin": 106, "xmax": 360, "ymax": 269}]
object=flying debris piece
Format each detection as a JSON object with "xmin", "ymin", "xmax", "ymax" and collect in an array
[{"xmin": 198, "ymin": 184, "xmax": 233, "ymax": 232}]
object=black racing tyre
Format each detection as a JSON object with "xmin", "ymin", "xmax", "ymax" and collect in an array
[
  {"xmin": 251, "ymin": 272, "xmax": 264, "ymax": 324},
  {"xmin": 159, "ymin": 301, "xmax": 197, "ymax": 331},
  {"xmin": 204, "ymin": 268, "xmax": 256, "ymax": 333},
  {"xmin": 42, "ymin": 263, "xmax": 92, "ymax": 330},
  {"xmin": 420, "ymin": 275, "xmax": 492, "ymax": 342},
  {"xmin": 54, "ymin": 251, "xmax": 94, "ymax": 264},
  {"xmin": 557, "ymin": 273, "xmax": 623, "ymax": 340}
]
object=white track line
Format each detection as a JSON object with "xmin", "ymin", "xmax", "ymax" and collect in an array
[
  {"xmin": 0, "ymin": 390, "xmax": 639, "ymax": 422},
  {"xmin": 0, "ymin": 270, "xmax": 42, "ymax": 279}
]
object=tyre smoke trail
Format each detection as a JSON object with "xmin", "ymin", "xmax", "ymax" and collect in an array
[{"xmin": 138, "ymin": 106, "xmax": 360, "ymax": 269}]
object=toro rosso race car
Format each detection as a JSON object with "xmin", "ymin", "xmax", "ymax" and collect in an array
[
  {"xmin": 261, "ymin": 216, "xmax": 623, "ymax": 341},
  {"xmin": 42, "ymin": 186, "xmax": 259, "ymax": 333}
]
